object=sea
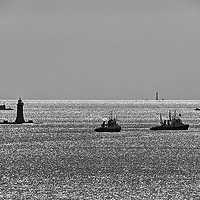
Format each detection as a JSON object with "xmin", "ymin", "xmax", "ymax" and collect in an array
[{"xmin": 1, "ymin": 100, "xmax": 200, "ymax": 199}]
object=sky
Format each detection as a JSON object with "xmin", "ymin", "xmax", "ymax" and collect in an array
[{"xmin": 0, "ymin": 0, "xmax": 200, "ymax": 100}]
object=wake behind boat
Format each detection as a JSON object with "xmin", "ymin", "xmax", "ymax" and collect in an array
[
  {"xmin": 94, "ymin": 112, "xmax": 121, "ymax": 132},
  {"xmin": 150, "ymin": 111, "xmax": 189, "ymax": 130}
]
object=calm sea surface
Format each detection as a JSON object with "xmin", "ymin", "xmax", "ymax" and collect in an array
[{"xmin": 1, "ymin": 100, "xmax": 200, "ymax": 199}]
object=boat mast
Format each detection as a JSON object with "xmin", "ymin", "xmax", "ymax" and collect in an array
[
  {"xmin": 160, "ymin": 113, "xmax": 163, "ymax": 125},
  {"xmin": 173, "ymin": 110, "xmax": 176, "ymax": 119},
  {"xmin": 169, "ymin": 110, "xmax": 172, "ymax": 121}
]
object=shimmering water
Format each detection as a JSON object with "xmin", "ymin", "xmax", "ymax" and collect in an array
[{"xmin": 1, "ymin": 100, "xmax": 200, "ymax": 199}]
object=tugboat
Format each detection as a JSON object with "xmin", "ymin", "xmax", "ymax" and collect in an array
[
  {"xmin": 0, "ymin": 102, "xmax": 13, "ymax": 110},
  {"xmin": 94, "ymin": 112, "xmax": 121, "ymax": 132},
  {"xmin": 150, "ymin": 111, "xmax": 189, "ymax": 130}
]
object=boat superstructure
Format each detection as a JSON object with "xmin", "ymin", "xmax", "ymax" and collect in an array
[
  {"xmin": 0, "ymin": 102, "xmax": 13, "ymax": 110},
  {"xmin": 150, "ymin": 110, "xmax": 189, "ymax": 130}
]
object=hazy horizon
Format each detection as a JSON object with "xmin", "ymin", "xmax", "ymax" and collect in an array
[{"xmin": 1, "ymin": 0, "xmax": 200, "ymax": 100}]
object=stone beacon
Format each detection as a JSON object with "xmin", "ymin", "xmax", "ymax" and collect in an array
[
  {"xmin": 156, "ymin": 92, "xmax": 159, "ymax": 101},
  {"xmin": 15, "ymin": 97, "xmax": 25, "ymax": 124},
  {"xmin": 0, "ymin": 98, "xmax": 33, "ymax": 124}
]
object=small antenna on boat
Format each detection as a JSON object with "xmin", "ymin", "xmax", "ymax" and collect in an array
[
  {"xmin": 169, "ymin": 110, "xmax": 172, "ymax": 121},
  {"xmin": 160, "ymin": 113, "xmax": 163, "ymax": 124}
]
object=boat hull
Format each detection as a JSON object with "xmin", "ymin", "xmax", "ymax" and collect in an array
[
  {"xmin": 0, "ymin": 108, "xmax": 13, "ymax": 110},
  {"xmin": 94, "ymin": 126, "xmax": 121, "ymax": 132},
  {"xmin": 150, "ymin": 124, "xmax": 189, "ymax": 130}
]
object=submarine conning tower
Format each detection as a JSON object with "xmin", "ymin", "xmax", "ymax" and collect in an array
[{"xmin": 15, "ymin": 97, "xmax": 25, "ymax": 124}]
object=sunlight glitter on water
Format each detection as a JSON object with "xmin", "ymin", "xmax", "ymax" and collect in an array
[{"xmin": 1, "ymin": 100, "xmax": 200, "ymax": 199}]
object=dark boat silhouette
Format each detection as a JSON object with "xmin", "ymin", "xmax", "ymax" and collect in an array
[
  {"xmin": 195, "ymin": 107, "xmax": 200, "ymax": 111},
  {"xmin": 94, "ymin": 112, "xmax": 121, "ymax": 132},
  {"xmin": 0, "ymin": 102, "xmax": 13, "ymax": 110},
  {"xmin": 150, "ymin": 111, "xmax": 189, "ymax": 130}
]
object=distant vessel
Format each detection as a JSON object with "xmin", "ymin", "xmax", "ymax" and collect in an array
[
  {"xmin": 150, "ymin": 111, "xmax": 189, "ymax": 130},
  {"xmin": 195, "ymin": 107, "xmax": 200, "ymax": 111},
  {"xmin": 94, "ymin": 112, "xmax": 121, "ymax": 132},
  {"xmin": 0, "ymin": 102, "xmax": 13, "ymax": 110}
]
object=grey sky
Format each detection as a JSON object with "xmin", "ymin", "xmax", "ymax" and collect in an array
[{"xmin": 1, "ymin": 0, "xmax": 200, "ymax": 100}]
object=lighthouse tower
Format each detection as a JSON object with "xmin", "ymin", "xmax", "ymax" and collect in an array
[
  {"xmin": 15, "ymin": 98, "xmax": 25, "ymax": 124},
  {"xmin": 156, "ymin": 92, "xmax": 159, "ymax": 100}
]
